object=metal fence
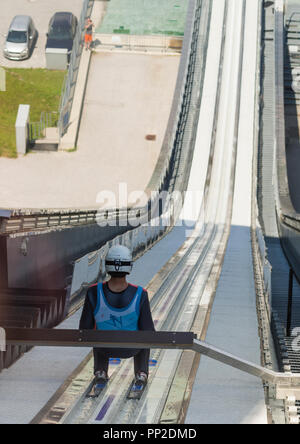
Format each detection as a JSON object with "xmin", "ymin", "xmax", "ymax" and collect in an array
[
  {"xmin": 0, "ymin": 207, "xmax": 147, "ymax": 235},
  {"xmin": 58, "ymin": 0, "xmax": 94, "ymax": 137},
  {"xmin": 28, "ymin": 111, "xmax": 58, "ymax": 142},
  {"xmin": 94, "ymin": 33, "xmax": 183, "ymax": 53}
]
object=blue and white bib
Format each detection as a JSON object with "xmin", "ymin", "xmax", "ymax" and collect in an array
[{"xmin": 94, "ymin": 283, "xmax": 143, "ymax": 331}]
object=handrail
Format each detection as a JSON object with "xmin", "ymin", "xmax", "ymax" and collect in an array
[
  {"xmin": 146, "ymin": 0, "xmax": 198, "ymax": 194},
  {"xmin": 0, "ymin": 207, "xmax": 146, "ymax": 235},
  {"xmin": 58, "ymin": 0, "xmax": 94, "ymax": 137}
]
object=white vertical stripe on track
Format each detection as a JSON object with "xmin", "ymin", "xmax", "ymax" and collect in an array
[
  {"xmin": 133, "ymin": 0, "xmax": 229, "ymax": 424},
  {"xmin": 179, "ymin": 0, "xmax": 226, "ymax": 227},
  {"xmin": 185, "ymin": 0, "xmax": 268, "ymax": 424}
]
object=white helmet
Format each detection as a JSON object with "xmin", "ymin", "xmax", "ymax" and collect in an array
[{"xmin": 105, "ymin": 245, "xmax": 133, "ymax": 275}]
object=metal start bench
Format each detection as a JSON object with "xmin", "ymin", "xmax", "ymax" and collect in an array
[{"xmin": 3, "ymin": 328, "xmax": 300, "ymax": 400}]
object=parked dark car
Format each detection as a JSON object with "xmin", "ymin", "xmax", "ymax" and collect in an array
[{"xmin": 45, "ymin": 12, "xmax": 77, "ymax": 56}]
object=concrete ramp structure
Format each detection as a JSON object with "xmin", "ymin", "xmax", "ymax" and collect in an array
[{"xmin": 2, "ymin": 0, "xmax": 300, "ymax": 425}]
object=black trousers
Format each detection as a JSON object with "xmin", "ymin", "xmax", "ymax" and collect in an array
[{"xmin": 93, "ymin": 347, "xmax": 150, "ymax": 375}]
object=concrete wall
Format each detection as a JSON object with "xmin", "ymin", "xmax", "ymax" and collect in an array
[
  {"xmin": 5, "ymin": 223, "xmax": 130, "ymax": 290},
  {"xmin": 15, "ymin": 105, "xmax": 30, "ymax": 155}
]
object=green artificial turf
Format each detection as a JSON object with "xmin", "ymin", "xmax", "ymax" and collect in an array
[{"xmin": 96, "ymin": 0, "xmax": 188, "ymax": 36}]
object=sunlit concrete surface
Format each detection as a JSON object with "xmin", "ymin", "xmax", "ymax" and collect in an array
[
  {"xmin": 0, "ymin": 224, "xmax": 188, "ymax": 424},
  {"xmin": 0, "ymin": 52, "xmax": 179, "ymax": 209},
  {"xmin": 185, "ymin": 0, "xmax": 268, "ymax": 425}
]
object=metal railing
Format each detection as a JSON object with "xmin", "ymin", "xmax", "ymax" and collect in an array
[
  {"xmin": 28, "ymin": 111, "xmax": 58, "ymax": 142},
  {"xmin": 94, "ymin": 33, "xmax": 183, "ymax": 53},
  {"xmin": 146, "ymin": 0, "xmax": 200, "ymax": 196},
  {"xmin": 0, "ymin": 207, "xmax": 145, "ymax": 235},
  {"xmin": 58, "ymin": 0, "xmax": 94, "ymax": 137},
  {"xmin": 251, "ymin": 0, "xmax": 272, "ymax": 326}
]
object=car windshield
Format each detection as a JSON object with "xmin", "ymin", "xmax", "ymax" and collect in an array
[
  {"xmin": 7, "ymin": 30, "xmax": 27, "ymax": 43},
  {"xmin": 49, "ymin": 24, "xmax": 72, "ymax": 40}
]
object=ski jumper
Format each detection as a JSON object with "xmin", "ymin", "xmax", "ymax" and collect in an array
[{"xmin": 79, "ymin": 282, "xmax": 155, "ymax": 375}]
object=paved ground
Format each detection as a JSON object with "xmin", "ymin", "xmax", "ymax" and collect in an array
[
  {"xmin": 0, "ymin": 0, "xmax": 83, "ymax": 68},
  {"xmin": 0, "ymin": 51, "xmax": 180, "ymax": 209}
]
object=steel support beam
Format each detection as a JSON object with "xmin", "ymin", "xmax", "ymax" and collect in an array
[
  {"xmin": 192, "ymin": 339, "xmax": 300, "ymax": 386},
  {"xmin": 192, "ymin": 339, "xmax": 300, "ymax": 400}
]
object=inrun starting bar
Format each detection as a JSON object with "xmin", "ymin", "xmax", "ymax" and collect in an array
[
  {"xmin": 3, "ymin": 328, "xmax": 300, "ymax": 399},
  {"xmin": 4, "ymin": 328, "xmax": 196, "ymax": 349}
]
